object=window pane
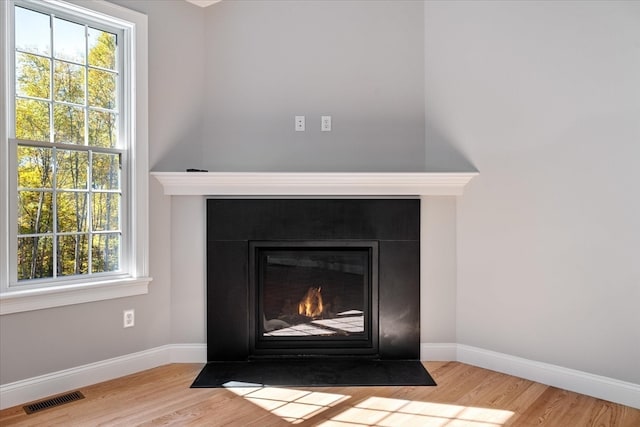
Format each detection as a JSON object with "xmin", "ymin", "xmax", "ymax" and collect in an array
[
  {"xmin": 56, "ymin": 149, "xmax": 88, "ymax": 189},
  {"xmin": 18, "ymin": 191, "xmax": 53, "ymax": 234},
  {"xmin": 92, "ymin": 193, "xmax": 120, "ymax": 231},
  {"xmin": 57, "ymin": 234, "xmax": 89, "ymax": 276},
  {"xmin": 92, "ymin": 233, "xmax": 120, "ymax": 273},
  {"xmin": 88, "ymin": 69, "xmax": 116, "ymax": 109},
  {"xmin": 18, "ymin": 236, "xmax": 53, "ymax": 280},
  {"xmin": 16, "ymin": 52, "xmax": 51, "ymax": 99},
  {"xmin": 53, "ymin": 104, "xmax": 85, "ymax": 144},
  {"xmin": 16, "ymin": 99, "xmax": 50, "ymax": 142},
  {"xmin": 15, "ymin": 6, "xmax": 51, "ymax": 56},
  {"xmin": 88, "ymin": 28, "xmax": 116, "ymax": 70},
  {"xmin": 57, "ymin": 192, "xmax": 88, "ymax": 232},
  {"xmin": 92, "ymin": 153, "xmax": 120, "ymax": 190},
  {"xmin": 88, "ymin": 110, "xmax": 117, "ymax": 148},
  {"xmin": 54, "ymin": 60, "xmax": 85, "ymax": 104},
  {"xmin": 18, "ymin": 146, "xmax": 53, "ymax": 188},
  {"xmin": 53, "ymin": 17, "xmax": 85, "ymax": 64}
]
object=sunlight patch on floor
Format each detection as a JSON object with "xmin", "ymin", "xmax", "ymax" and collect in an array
[
  {"xmin": 225, "ymin": 384, "xmax": 513, "ymax": 426},
  {"xmin": 317, "ymin": 397, "xmax": 514, "ymax": 427},
  {"xmin": 225, "ymin": 383, "xmax": 350, "ymax": 424}
]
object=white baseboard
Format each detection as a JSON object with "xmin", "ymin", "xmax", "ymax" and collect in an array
[
  {"xmin": 420, "ymin": 342, "xmax": 640, "ymax": 410},
  {"xmin": 0, "ymin": 343, "xmax": 207, "ymax": 410},
  {"xmin": 2, "ymin": 342, "xmax": 638, "ymax": 410},
  {"xmin": 168, "ymin": 343, "xmax": 208, "ymax": 363},
  {"xmin": 420, "ymin": 342, "xmax": 457, "ymax": 361}
]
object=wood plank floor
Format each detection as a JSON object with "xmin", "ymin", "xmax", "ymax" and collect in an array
[{"xmin": 1, "ymin": 362, "xmax": 638, "ymax": 426}]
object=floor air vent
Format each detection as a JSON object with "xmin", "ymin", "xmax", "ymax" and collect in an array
[{"xmin": 23, "ymin": 391, "xmax": 85, "ymax": 414}]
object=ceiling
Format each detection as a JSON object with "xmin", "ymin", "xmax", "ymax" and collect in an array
[{"xmin": 184, "ymin": 0, "xmax": 222, "ymax": 7}]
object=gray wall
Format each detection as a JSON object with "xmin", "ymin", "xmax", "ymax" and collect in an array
[
  {"xmin": 200, "ymin": 0, "xmax": 426, "ymax": 172},
  {"xmin": 425, "ymin": 1, "xmax": 640, "ymax": 383},
  {"xmin": 421, "ymin": 197, "xmax": 457, "ymax": 343}
]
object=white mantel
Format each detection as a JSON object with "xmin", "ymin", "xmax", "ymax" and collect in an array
[{"xmin": 151, "ymin": 172, "xmax": 478, "ymax": 196}]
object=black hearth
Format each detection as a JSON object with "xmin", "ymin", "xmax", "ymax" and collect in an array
[{"xmin": 206, "ymin": 198, "xmax": 420, "ymax": 361}]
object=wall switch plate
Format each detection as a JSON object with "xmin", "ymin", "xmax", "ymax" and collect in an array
[
  {"xmin": 123, "ymin": 309, "xmax": 135, "ymax": 328},
  {"xmin": 321, "ymin": 115, "xmax": 332, "ymax": 131},
  {"xmin": 295, "ymin": 116, "xmax": 305, "ymax": 131}
]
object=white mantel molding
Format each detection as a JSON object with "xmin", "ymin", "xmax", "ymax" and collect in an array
[{"xmin": 150, "ymin": 172, "xmax": 478, "ymax": 196}]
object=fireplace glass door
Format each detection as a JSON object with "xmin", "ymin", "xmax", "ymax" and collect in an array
[{"xmin": 250, "ymin": 241, "xmax": 378, "ymax": 356}]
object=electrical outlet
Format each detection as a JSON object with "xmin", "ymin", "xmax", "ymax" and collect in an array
[
  {"xmin": 295, "ymin": 115, "xmax": 305, "ymax": 131},
  {"xmin": 321, "ymin": 115, "xmax": 332, "ymax": 131},
  {"xmin": 123, "ymin": 309, "xmax": 135, "ymax": 328}
]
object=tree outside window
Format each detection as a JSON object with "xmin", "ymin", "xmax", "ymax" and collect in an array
[{"xmin": 15, "ymin": 5, "xmax": 122, "ymax": 281}]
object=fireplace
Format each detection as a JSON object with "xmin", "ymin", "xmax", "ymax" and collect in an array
[
  {"xmin": 207, "ymin": 198, "xmax": 420, "ymax": 361},
  {"xmin": 250, "ymin": 241, "xmax": 379, "ymax": 356}
]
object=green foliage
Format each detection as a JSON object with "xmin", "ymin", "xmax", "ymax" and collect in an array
[{"xmin": 16, "ymin": 21, "xmax": 121, "ymax": 280}]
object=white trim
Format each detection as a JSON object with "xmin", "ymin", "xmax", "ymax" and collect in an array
[
  {"xmin": 1, "ymin": 342, "xmax": 637, "ymax": 410},
  {"xmin": 0, "ymin": 1, "xmax": 10, "ymax": 304},
  {"xmin": 0, "ymin": 343, "xmax": 206, "ymax": 410},
  {"xmin": 0, "ymin": 276, "xmax": 151, "ymax": 315},
  {"xmin": 169, "ymin": 343, "xmax": 208, "ymax": 363},
  {"xmin": 151, "ymin": 172, "xmax": 478, "ymax": 197},
  {"xmin": 420, "ymin": 342, "xmax": 457, "ymax": 361}
]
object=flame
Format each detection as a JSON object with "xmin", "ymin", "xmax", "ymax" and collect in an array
[{"xmin": 298, "ymin": 286, "xmax": 324, "ymax": 318}]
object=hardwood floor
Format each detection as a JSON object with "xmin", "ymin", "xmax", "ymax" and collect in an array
[{"xmin": 1, "ymin": 362, "xmax": 638, "ymax": 426}]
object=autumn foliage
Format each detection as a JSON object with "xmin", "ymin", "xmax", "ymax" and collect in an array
[{"xmin": 15, "ymin": 6, "xmax": 122, "ymax": 280}]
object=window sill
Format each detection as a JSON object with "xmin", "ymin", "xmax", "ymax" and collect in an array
[{"xmin": 0, "ymin": 277, "xmax": 152, "ymax": 315}]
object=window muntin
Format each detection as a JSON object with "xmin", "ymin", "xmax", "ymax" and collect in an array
[{"xmin": 13, "ymin": 3, "xmax": 124, "ymax": 284}]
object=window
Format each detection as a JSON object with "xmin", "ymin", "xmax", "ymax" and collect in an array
[
  {"xmin": 15, "ymin": 5, "xmax": 122, "ymax": 280},
  {"xmin": 0, "ymin": 0, "xmax": 150, "ymax": 314}
]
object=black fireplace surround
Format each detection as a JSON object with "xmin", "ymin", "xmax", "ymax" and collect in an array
[{"xmin": 207, "ymin": 198, "xmax": 420, "ymax": 361}]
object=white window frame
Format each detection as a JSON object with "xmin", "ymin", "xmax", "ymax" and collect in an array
[{"xmin": 0, "ymin": 0, "xmax": 151, "ymax": 315}]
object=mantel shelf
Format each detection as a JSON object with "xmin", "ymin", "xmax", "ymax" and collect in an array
[{"xmin": 151, "ymin": 171, "xmax": 478, "ymax": 196}]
